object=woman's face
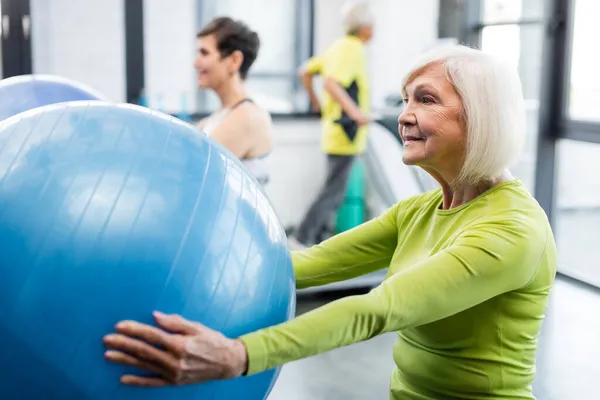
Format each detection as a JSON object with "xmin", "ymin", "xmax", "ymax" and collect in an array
[
  {"xmin": 194, "ymin": 35, "xmax": 232, "ymax": 89},
  {"xmin": 398, "ymin": 63, "xmax": 466, "ymax": 179}
]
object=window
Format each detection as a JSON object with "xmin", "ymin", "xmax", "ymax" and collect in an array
[
  {"xmin": 141, "ymin": 0, "xmax": 312, "ymax": 115},
  {"xmin": 479, "ymin": 22, "xmax": 545, "ymax": 192},
  {"xmin": 481, "ymin": 25, "xmax": 521, "ymax": 69},
  {"xmin": 555, "ymin": 140, "xmax": 600, "ymax": 286},
  {"xmin": 204, "ymin": 0, "xmax": 297, "ymax": 74},
  {"xmin": 553, "ymin": 0, "xmax": 600, "ymax": 288},
  {"xmin": 469, "ymin": 0, "xmax": 600, "ymax": 289},
  {"xmin": 0, "ymin": 0, "xmax": 3, "ymax": 79},
  {"xmin": 568, "ymin": 0, "xmax": 600, "ymax": 122},
  {"xmin": 197, "ymin": 0, "xmax": 312, "ymax": 114},
  {"xmin": 482, "ymin": 0, "xmax": 545, "ymax": 23}
]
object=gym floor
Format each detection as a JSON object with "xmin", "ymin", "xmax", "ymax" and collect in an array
[{"xmin": 268, "ymin": 274, "xmax": 600, "ymax": 399}]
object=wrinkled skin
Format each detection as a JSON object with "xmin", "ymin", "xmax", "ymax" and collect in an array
[{"xmin": 103, "ymin": 311, "xmax": 247, "ymax": 387}]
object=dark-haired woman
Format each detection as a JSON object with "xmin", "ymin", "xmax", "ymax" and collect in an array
[{"xmin": 195, "ymin": 17, "xmax": 272, "ymax": 186}]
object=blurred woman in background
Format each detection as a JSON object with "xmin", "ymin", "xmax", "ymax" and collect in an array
[{"xmin": 195, "ymin": 17, "xmax": 273, "ymax": 186}]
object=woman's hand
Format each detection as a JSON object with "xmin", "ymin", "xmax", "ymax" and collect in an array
[
  {"xmin": 310, "ymin": 100, "xmax": 321, "ymax": 113},
  {"xmin": 351, "ymin": 111, "xmax": 371, "ymax": 127},
  {"xmin": 102, "ymin": 311, "xmax": 248, "ymax": 387}
]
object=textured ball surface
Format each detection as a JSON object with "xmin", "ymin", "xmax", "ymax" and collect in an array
[
  {"xmin": 0, "ymin": 74, "xmax": 106, "ymax": 121},
  {"xmin": 0, "ymin": 102, "xmax": 295, "ymax": 400}
]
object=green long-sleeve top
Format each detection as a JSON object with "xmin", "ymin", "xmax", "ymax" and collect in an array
[{"xmin": 239, "ymin": 179, "xmax": 557, "ymax": 399}]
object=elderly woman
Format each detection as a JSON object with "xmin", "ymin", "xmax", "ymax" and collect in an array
[{"xmin": 102, "ymin": 45, "xmax": 557, "ymax": 399}]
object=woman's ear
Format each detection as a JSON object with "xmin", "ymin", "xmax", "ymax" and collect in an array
[{"xmin": 228, "ymin": 50, "xmax": 244, "ymax": 75}]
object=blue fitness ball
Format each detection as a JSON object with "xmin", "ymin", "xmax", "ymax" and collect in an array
[
  {"xmin": 0, "ymin": 74, "xmax": 106, "ymax": 121},
  {"xmin": 0, "ymin": 101, "xmax": 296, "ymax": 400}
]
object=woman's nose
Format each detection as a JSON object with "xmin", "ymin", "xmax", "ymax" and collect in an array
[
  {"xmin": 398, "ymin": 107, "xmax": 416, "ymax": 127},
  {"xmin": 194, "ymin": 57, "xmax": 201, "ymax": 69}
]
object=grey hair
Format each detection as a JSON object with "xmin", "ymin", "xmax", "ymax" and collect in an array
[
  {"xmin": 341, "ymin": 1, "xmax": 375, "ymax": 35},
  {"xmin": 401, "ymin": 45, "xmax": 526, "ymax": 185}
]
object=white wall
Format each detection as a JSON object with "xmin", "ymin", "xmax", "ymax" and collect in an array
[
  {"xmin": 30, "ymin": 0, "xmax": 126, "ymax": 102},
  {"xmin": 143, "ymin": 0, "xmax": 197, "ymax": 112},
  {"xmin": 265, "ymin": 120, "xmax": 327, "ymax": 228},
  {"xmin": 314, "ymin": 0, "xmax": 439, "ymax": 109},
  {"xmin": 370, "ymin": 0, "xmax": 439, "ymax": 108}
]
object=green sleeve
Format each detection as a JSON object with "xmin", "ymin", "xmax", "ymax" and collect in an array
[
  {"xmin": 292, "ymin": 202, "xmax": 399, "ymax": 289},
  {"xmin": 239, "ymin": 215, "xmax": 548, "ymax": 375}
]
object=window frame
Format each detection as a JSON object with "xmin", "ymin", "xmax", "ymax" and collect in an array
[
  {"xmin": 0, "ymin": 0, "xmax": 32, "ymax": 79},
  {"xmin": 461, "ymin": 0, "xmax": 600, "ymax": 222},
  {"xmin": 461, "ymin": 0, "xmax": 600, "ymax": 288},
  {"xmin": 194, "ymin": 0, "xmax": 316, "ymax": 117}
]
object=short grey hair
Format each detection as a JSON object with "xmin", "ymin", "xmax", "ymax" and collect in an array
[
  {"xmin": 341, "ymin": 1, "xmax": 375, "ymax": 35},
  {"xmin": 401, "ymin": 45, "xmax": 526, "ymax": 185}
]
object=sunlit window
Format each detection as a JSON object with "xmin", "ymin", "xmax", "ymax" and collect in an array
[{"xmin": 568, "ymin": 0, "xmax": 600, "ymax": 122}]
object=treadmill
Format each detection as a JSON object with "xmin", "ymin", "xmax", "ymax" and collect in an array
[{"xmin": 298, "ymin": 104, "xmax": 439, "ymax": 294}]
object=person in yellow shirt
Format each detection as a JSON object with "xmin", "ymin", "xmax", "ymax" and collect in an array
[
  {"xmin": 288, "ymin": 0, "xmax": 375, "ymax": 249},
  {"xmin": 102, "ymin": 45, "xmax": 557, "ymax": 399}
]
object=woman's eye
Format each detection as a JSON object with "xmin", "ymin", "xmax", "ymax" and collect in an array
[{"xmin": 422, "ymin": 96, "xmax": 434, "ymax": 104}]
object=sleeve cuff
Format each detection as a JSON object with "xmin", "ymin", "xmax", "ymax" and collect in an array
[{"xmin": 238, "ymin": 331, "xmax": 269, "ymax": 376}]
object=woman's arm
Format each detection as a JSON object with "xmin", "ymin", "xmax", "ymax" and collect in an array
[
  {"xmin": 100, "ymin": 202, "xmax": 401, "ymax": 387},
  {"xmin": 299, "ymin": 57, "xmax": 323, "ymax": 112},
  {"xmin": 291, "ymin": 202, "xmax": 400, "ymax": 289},
  {"xmin": 299, "ymin": 68, "xmax": 321, "ymax": 112},
  {"xmin": 322, "ymin": 77, "xmax": 369, "ymax": 126},
  {"xmin": 101, "ymin": 210, "xmax": 553, "ymax": 387},
  {"xmin": 240, "ymin": 215, "xmax": 552, "ymax": 375},
  {"xmin": 320, "ymin": 42, "xmax": 370, "ymax": 125}
]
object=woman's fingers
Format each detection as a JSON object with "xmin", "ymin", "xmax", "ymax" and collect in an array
[
  {"xmin": 104, "ymin": 314, "xmax": 231, "ymax": 387},
  {"xmin": 113, "ymin": 320, "xmax": 185, "ymax": 355},
  {"xmin": 153, "ymin": 311, "xmax": 202, "ymax": 336},
  {"xmin": 104, "ymin": 350, "xmax": 165, "ymax": 375},
  {"xmin": 120, "ymin": 374, "xmax": 171, "ymax": 387},
  {"xmin": 103, "ymin": 333, "xmax": 180, "ymax": 371}
]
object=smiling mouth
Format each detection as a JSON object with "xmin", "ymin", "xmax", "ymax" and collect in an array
[{"xmin": 404, "ymin": 135, "xmax": 426, "ymax": 142}]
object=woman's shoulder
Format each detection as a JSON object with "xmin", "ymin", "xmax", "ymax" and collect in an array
[
  {"xmin": 479, "ymin": 180, "xmax": 549, "ymax": 222},
  {"xmin": 463, "ymin": 181, "xmax": 554, "ymax": 255},
  {"xmin": 231, "ymin": 100, "xmax": 271, "ymax": 119},
  {"xmin": 229, "ymin": 101, "xmax": 273, "ymax": 130}
]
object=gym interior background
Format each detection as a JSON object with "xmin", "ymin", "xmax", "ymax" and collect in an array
[{"xmin": 1, "ymin": 0, "xmax": 599, "ymax": 398}]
